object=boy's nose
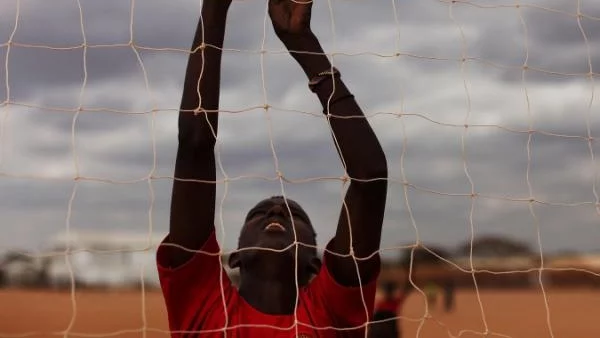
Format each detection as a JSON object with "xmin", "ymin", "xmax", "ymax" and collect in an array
[{"xmin": 267, "ymin": 204, "xmax": 286, "ymax": 217}]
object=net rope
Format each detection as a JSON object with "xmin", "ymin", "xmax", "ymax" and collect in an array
[{"xmin": 1, "ymin": 0, "xmax": 599, "ymax": 337}]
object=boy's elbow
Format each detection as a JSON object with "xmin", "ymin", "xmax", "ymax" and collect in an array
[
  {"xmin": 366, "ymin": 162, "xmax": 387, "ymax": 182},
  {"xmin": 178, "ymin": 128, "xmax": 216, "ymax": 150},
  {"xmin": 372, "ymin": 154, "xmax": 388, "ymax": 178},
  {"xmin": 354, "ymin": 153, "xmax": 388, "ymax": 181},
  {"xmin": 369, "ymin": 146, "xmax": 388, "ymax": 175}
]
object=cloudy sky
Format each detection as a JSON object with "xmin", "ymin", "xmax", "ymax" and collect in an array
[{"xmin": 0, "ymin": 0, "xmax": 599, "ymax": 259}]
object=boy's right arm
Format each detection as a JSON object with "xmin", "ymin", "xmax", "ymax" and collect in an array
[
  {"xmin": 167, "ymin": 0, "xmax": 231, "ymax": 268},
  {"xmin": 158, "ymin": 3, "xmax": 233, "ymax": 332}
]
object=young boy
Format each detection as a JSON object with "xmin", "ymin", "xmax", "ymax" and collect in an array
[{"xmin": 157, "ymin": 0, "xmax": 388, "ymax": 337}]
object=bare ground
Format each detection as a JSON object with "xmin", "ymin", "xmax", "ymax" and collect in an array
[{"xmin": 0, "ymin": 288, "xmax": 598, "ymax": 337}]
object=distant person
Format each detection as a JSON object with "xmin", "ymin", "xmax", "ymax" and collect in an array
[
  {"xmin": 157, "ymin": 0, "xmax": 389, "ymax": 337},
  {"xmin": 443, "ymin": 279, "xmax": 455, "ymax": 312},
  {"xmin": 369, "ymin": 279, "xmax": 414, "ymax": 338},
  {"xmin": 424, "ymin": 281, "xmax": 439, "ymax": 310}
]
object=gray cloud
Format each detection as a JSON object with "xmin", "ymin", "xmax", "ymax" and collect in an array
[
  {"xmin": 1, "ymin": 0, "xmax": 599, "ymax": 260},
  {"xmin": 465, "ymin": 0, "xmax": 600, "ymax": 82}
]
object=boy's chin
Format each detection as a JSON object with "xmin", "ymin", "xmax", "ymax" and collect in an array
[
  {"xmin": 255, "ymin": 236, "xmax": 294, "ymax": 251},
  {"xmin": 245, "ymin": 242, "xmax": 298, "ymax": 261}
]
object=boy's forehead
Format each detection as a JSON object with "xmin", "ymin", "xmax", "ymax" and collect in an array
[
  {"xmin": 254, "ymin": 197, "xmax": 301, "ymax": 211},
  {"xmin": 246, "ymin": 197, "xmax": 315, "ymax": 234},
  {"xmin": 251, "ymin": 198, "xmax": 313, "ymax": 220}
]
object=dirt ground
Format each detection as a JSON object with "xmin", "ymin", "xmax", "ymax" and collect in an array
[{"xmin": 0, "ymin": 288, "xmax": 598, "ymax": 337}]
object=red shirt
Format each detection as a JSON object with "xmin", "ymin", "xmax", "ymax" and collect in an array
[{"xmin": 157, "ymin": 231, "xmax": 380, "ymax": 337}]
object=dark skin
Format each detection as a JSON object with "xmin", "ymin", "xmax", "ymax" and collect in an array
[{"xmin": 167, "ymin": 0, "xmax": 388, "ymax": 316}]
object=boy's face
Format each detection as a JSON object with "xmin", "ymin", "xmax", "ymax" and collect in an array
[{"xmin": 233, "ymin": 196, "xmax": 318, "ymax": 276}]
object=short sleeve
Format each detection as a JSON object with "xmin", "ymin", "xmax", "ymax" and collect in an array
[
  {"xmin": 308, "ymin": 240, "xmax": 381, "ymax": 331},
  {"xmin": 156, "ymin": 231, "xmax": 232, "ymax": 334}
]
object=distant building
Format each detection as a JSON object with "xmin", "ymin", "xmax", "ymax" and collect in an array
[
  {"xmin": 44, "ymin": 231, "xmax": 240, "ymax": 290},
  {"xmin": 547, "ymin": 253, "xmax": 600, "ymax": 270},
  {"xmin": 45, "ymin": 231, "xmax": 165, "ymax": 290}
]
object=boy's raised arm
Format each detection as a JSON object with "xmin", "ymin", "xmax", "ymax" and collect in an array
[
  {"xmin": 269, "ymin": 0, "xmax": 388, "ymax": 286},
  {"xmin": 168, "ymin": 0, "xmax": 231, "ymax": 268}
]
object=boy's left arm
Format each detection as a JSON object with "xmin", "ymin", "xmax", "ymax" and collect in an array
[{"xmin": 268, "ymin": 0, "xmax": 388, "ymax": 288}]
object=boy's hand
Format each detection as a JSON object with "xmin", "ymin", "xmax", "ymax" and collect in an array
[
  {"xmin": 269, "ymin": 0, "xmax": 329, "ymax": 80},
  {"xmin": 204, "ymin": 0, "xmax": 233, "ymax": 8},
  {"xmin": 269, "ymin": 0, "xmax": 313, "ymax": 39},
  {"xmin": 202, "ymin": 0, "xmax": 233, "ymax": 17}
]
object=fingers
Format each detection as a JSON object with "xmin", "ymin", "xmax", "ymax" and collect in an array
[{"xmin": 271, "ymin": 0, "xmax": 311, "ymax": 5}]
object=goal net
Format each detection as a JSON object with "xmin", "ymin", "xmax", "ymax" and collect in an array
[{"xmin": 1, "ymin": 0, "xmax": 599, "ymax": 337}]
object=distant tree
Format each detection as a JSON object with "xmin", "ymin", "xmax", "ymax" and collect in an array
[
  {"xmin": 398, "ymin": 245, "xmax": 456, "ymax": 295},
  {"xmin": 399, "ymin": 245, "xmax": 452, "ymax": 269},
  {"xmin": 456, "ymin": 236, "xmax": 533, "ymax": 258},
  {"xmin": 1, "ymin": 251, "xmax": 29, "ymax": 264},
  {"xmin": 0, "ymin": 251, "xmax": 47, "ymax": 288}
]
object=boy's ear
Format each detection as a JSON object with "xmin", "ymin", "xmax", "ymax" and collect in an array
[{"xmin": 228, "ymin": 251, "xmax": 240, "ymax": 269}]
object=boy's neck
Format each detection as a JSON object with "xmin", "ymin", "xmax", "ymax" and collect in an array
[
  {"xmin": 237, "ymin": 256, "xmax": 311, "ymax": 315},
  {"xmin": 238, "ymin": 274, "xmax": 299, "ymax": 315}
]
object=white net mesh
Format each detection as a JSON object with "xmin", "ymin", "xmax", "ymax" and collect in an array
[{"xmin": 1, "ymin": 0, "xmax": 600, "ymax": 337}]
